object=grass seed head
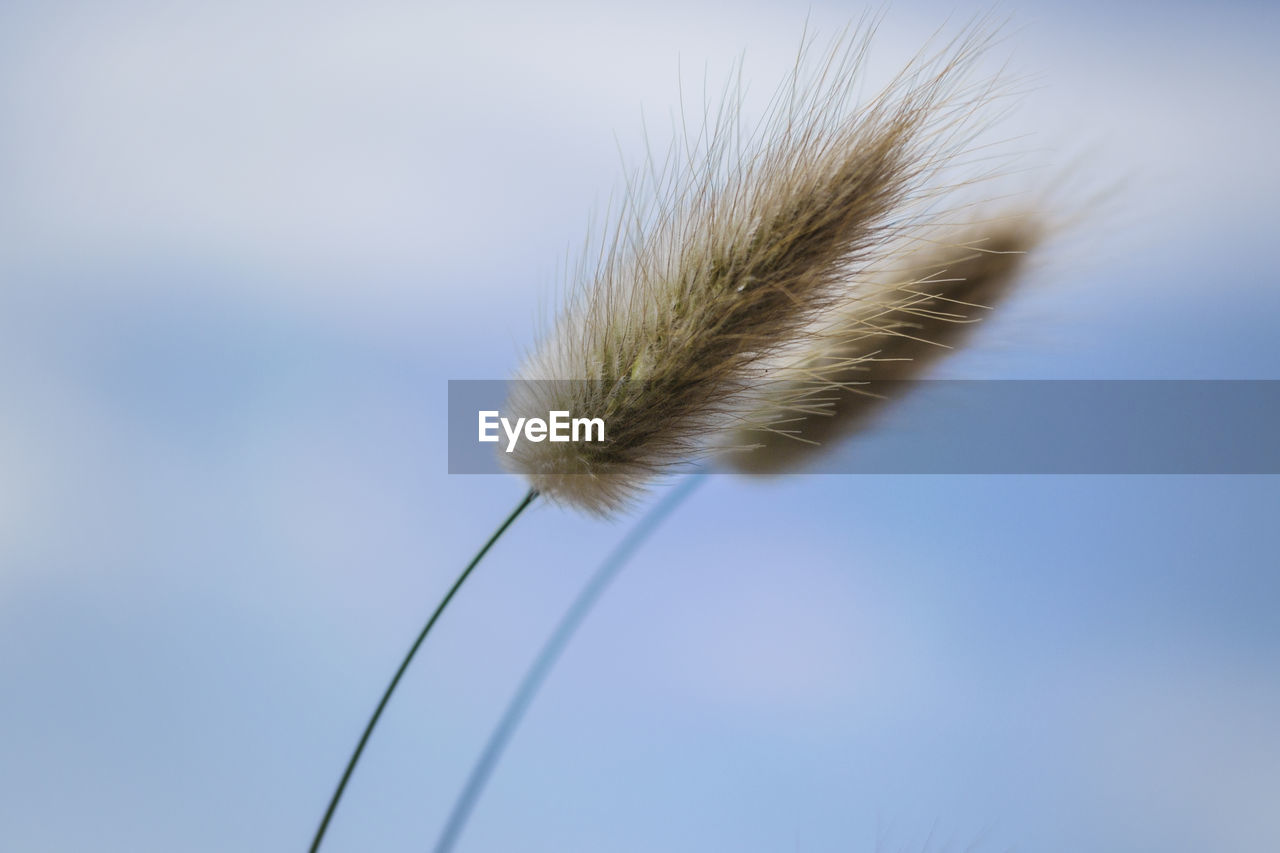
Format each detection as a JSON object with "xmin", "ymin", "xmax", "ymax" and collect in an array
[
  {"xmin": 506, "ymin": 22, "xmax": 1016, "ymax": 515},
  {"xmin": 724, "ymin": 212, "xmax": 1043, "ymax": 474}
]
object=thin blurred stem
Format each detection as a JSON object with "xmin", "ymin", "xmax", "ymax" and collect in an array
[
  {"xmin": 432, "ymin": 473, "xmax": 707, "ymax": 853},
  {"xmin": 310, "ymin": 488, "xmax": 539, "ymax": 853}
]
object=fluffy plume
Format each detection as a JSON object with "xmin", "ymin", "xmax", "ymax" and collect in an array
[
  {"xmin": 724, "ymin": 213, "xmax": 1042, "ymax": 474},
  {"xmin": 505, "ymin": 23, "xmax": 1013, "ymax": 515}
]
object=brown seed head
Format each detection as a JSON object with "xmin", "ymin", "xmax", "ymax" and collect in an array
[
  {"xmin": 724, "ymin": 213, "xmax": 1043, "ymax": 474},
  {"xmin": 506, "ymin": 24, "xmax": 1015, "ymax": 515}
]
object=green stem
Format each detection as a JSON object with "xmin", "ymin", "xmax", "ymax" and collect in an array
[
  {"xmin": 309, "ymin": 488, "xmax": 538, "ymax": 853},
  {"xmin": 433, "ymin": 473, "xmax": 706, "ymax": 853}
]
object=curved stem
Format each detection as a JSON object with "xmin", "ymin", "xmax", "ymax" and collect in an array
[
  {"xmin": 432, "ymin": 474, "xmax": 706, "ymax": 853},
  {"xmin": 310, "ymin": 488, "xmax": 538, "ymax": 853}
]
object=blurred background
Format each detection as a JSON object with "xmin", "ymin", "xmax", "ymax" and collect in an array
[{"xmin": 2, "ymin": 1, "xmax": 1278, "ymax": 851}]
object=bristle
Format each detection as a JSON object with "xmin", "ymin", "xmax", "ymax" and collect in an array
[
  {"xmin": 505, "ymin": 24, "xmax": 1014, "ymax": 515},
  {"xmin": 724, "ymin": 214, "xmax": 1042, "ymax": 474}
]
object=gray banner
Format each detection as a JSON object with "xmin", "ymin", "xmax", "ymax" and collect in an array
[{"xmin": 447, "ymin": 380, "xmax": 1280, "ymax": 474}]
